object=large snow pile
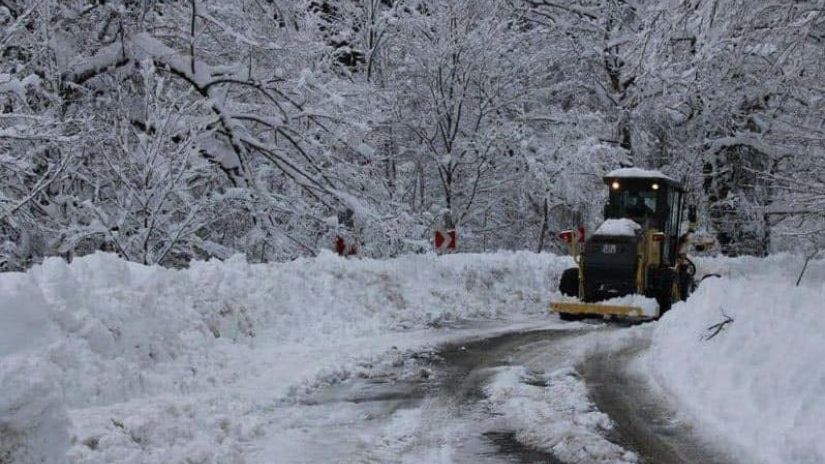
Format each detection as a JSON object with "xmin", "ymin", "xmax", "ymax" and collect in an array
[
  {"xmin": 1, "ymin": 274, "xmax": 68, "ymax": 464},
  {"xmin": 0, "ymin": 251, "xmax": 570, "ymax": 463},
  {"xmin": 648, "ymin": 254, "xmax": 825, "ymax": 464}
]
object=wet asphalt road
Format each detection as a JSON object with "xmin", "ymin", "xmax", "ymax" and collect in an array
[
  {"xmin": 435, "ymin": 328, "xmax": 736, "ymax": 463},
  {"xmin": 580, "ymin": 345, "xmax": 737, "ymax": 464},
  {"xmin": 300, "ymin": 326, "xmax": 738, "ymax": 463}
]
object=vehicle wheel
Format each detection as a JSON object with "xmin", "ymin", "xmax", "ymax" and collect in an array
[
  {"xmin": 559, "ymin": 267, "xmax": 580, "ymax": 297},
  {"xmin": 654, "ymin": 268, "xmax": 676, "ymax": 314},
  {"xmin": 657, "ymin": 294, "xmax": 672, "ymax": 314},
  {"xmin": 678, "ymin": 268, "xmax": 693, "ymax": 301},
  {"xmin": 679, "ymin": 258, "xmax": 697, "ymax": 298}
]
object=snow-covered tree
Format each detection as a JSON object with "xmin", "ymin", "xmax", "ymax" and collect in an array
[
  {"xmin": 1, "ymin": 0, "xmax": 824, "ymax": 266},
  {"xmin": 635, "ymin": 0, "xmax": 825, "ymax": 255}
]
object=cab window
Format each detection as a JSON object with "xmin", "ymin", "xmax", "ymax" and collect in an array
[{"xmin": 608, "ymin": 189, "xmax": 658, "ymax": 218}]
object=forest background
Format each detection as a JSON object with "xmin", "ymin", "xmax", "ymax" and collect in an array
[{"xmin": 2, "ymin": 0, "xmax": 824, "ymax": 269}]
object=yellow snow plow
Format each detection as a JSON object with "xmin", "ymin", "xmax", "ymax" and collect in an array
[
  {"xmin": 549, "ymin": 301, "xmax": 653, "ymax": 318},
  {"xmin": 549, "ymin": 168, "xmax": 697, "ymax": 321}
]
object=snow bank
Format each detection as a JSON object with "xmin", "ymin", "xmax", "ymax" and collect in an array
[
  {"xmin": 0, "ymin": 273, "xmax": 67, "ymax": 464},
  {"xmin": 0, "ymin": 251, "xmax": 571, "ymax": 462},
  {"xmin": 648, "ymin": 254, "xmax": 825, "ymax": 464},
  {"xmin": 0, "ymin": 355, "xmax": 69, "ymax": 464},
  {"xmin": 697, "ymin": 252, "xmax": 825, "ymax": 283},
  {"xmin": 0, "ymin": 272, "xmax": 58, "ymax": 357}
]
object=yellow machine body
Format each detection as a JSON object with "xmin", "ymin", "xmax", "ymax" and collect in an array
[
  {"xmin": 549, "ymin": 169, "xmax": 695, "ymax": 321},
  {"xmin": 549, "ymin": 301, "xmax": 654, "ymax": 318},
  {"xmin": 548, "ymin": 229, "xmax": 671, "ymax": 320}
]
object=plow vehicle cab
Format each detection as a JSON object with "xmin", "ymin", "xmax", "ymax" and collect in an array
[{"xmin": 551, "ymin": 168, "xmax": 696, "ymax": 320}]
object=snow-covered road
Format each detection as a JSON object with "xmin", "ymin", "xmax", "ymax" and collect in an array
[
  {"xmin": 3, "ymin": 252, "xmax": 824, "ymax": 463},
  {"xmin": 582, "ymin": 341, "xmax": 736, "ymax": 464},
  {"xmin": 250, "ymin": 325, "xmax": 734, "ymax": 464}
]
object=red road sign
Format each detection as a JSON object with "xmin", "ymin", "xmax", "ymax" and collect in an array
[{"xmin": 435, "ymin": 229, "xmax": 457, "ymax": 253}]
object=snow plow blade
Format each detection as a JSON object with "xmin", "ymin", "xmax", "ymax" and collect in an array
[{"xmin": 549, "ymin": 301, "xmax": 658, "ymax": 319}]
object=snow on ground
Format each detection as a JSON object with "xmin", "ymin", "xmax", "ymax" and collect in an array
[
  {"xmin": 482, "ymin": 365, "xmax": 638, "ymax": 463},
  {"xmin": 0, "ymin": 250, "xmax": 573, "ymax": 463},
  {"xmin": 593, "ymin": 294, "xmax": 659, "ymax": 317},
  {"xmin": 285, "ymin": 324, "xmax": 645, "ymax": 464},
  {"xmin": 646, "ymin": 254, "xmax": 825, "ymax": 464},
  {"xmin": 4, "ymin": 250, "xmax": 824, "ymax": 464}
]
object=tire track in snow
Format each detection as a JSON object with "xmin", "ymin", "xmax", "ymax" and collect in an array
[
  {"xmin": 270, "ymin": 326, "xmax": 739, "ymax": 464},
  {"xmin": 434, "ymin": 327, "xmax": 740, "ymax": 464},
  {"xmin": 580, "ymin": 345, "xmax": 738, "ymax": 464}
]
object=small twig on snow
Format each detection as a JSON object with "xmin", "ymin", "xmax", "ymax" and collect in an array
[
  {"xmin": 796, "ymin": 247, "xmax": 818, "ymax": 287},
  {"xmin": 703, "ymin": 310, "xmax": 734, "ymax": 341}
]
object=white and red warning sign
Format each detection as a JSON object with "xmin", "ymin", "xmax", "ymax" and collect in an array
[{"xmin": 434, "ymin": 229, "xmax": 457, "ymax": 253}]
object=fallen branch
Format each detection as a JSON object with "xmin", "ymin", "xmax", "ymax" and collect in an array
[
  {"xmin": 703, "ymin": 311, "xmax": 734, "ymax": 341},
  {"xmin": 797, "ymin": 247, "xmax": 818, "ymax": 286}
]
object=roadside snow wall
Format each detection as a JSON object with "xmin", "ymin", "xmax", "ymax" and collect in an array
[
  {"xmin": 0, "ymin": 251, "xmax": 572, "ymax": 463},
  {"xmin": 649, "ymin": 254, "xmax": 825, "ymax": 464}
]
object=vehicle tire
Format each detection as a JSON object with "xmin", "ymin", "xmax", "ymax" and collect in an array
[
  {"xmin": 653, "ymin": 268, "xmax": 676, "ymax": 314},
  {"xmin": 678, "ymin": 267, "xmax": 694, "ymax": 301},
  {"xmin": 559, "ymin": 267, "xmax": 580, "ymax": 297},
  {"xmin": 678, "ymin": 257, "xmax": 697, "ymax": 299}
]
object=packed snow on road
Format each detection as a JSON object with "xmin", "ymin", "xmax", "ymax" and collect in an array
[{"xmin": 1, "ymin": 252, "xmax": 824, "ymax": 464}]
